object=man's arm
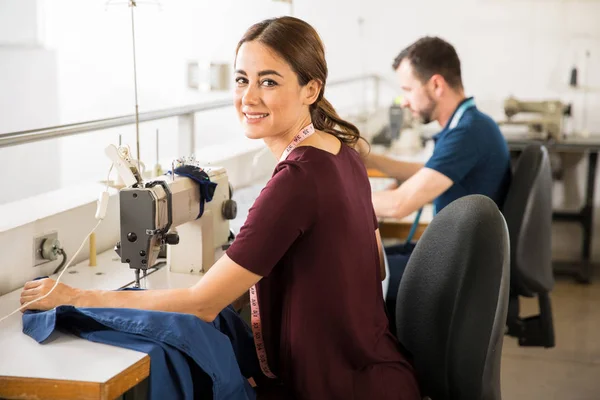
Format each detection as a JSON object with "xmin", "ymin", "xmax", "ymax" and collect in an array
[
  {"xmin": 372, "ymin": 167, "xmax": 453, "ymax": 219},
  {"xmin": 355, "ymin": 139, "xmax": 423, "ymax": 181},
  {"xmin": 365, "ymin": 153, "xmax": 424, "ymax": 182}
]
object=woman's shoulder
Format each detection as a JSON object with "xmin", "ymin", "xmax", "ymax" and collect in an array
[
  {"xmin": 268, "ymin": 154, "xmax": 317, "ymax": 192},
  {"xmin": 276, "ymin": 143, "xmax": 363, "ymax": 179},
  {"xmin": 285, "ymin": 142, "xmax": 357, "ymax": 164}
]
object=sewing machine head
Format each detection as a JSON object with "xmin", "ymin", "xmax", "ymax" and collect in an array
[
  {"xmin": 500, "ymin": 96, "xmax": 569, "ymax": 141},
  {"xmin": 371, "ymin": 97, "xmax": 417, "ymax": 147},
  {"xmin": 114, "ymin": 160, "xmax": 237, "ymax": 286}
]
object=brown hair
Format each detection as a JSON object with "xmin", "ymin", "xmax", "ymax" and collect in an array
[
  {"xmin": 392, "ymin": 36, "xmax": 463, "ymax": 90},
  {"xmin": 236, "ymin": 17, "xmax": 361, "ymax": 146}
]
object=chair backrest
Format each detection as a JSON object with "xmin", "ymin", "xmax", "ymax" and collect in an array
[
  {"xmin": 396, "ymin": 195, "xmax": 510, "ymax": 400},
  {"xmin": 502, "ymin": 144, "xmax": 553, "ymax": 296}
]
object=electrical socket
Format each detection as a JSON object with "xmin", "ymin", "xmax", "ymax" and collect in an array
[{"xmin": 33, "ymin": 232, "xmax": 59, "ymax": 267}]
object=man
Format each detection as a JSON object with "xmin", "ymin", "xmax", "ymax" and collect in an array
[{"xmin": 361, "ymin": 37, "xmax": 511, "ymax": 319}]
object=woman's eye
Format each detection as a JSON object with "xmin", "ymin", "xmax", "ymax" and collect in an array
[
  {"xmin": 235, "ymin": 77, "xmax": 248, "ymax": 85},
  {"xmin": 261, "ymin": 79, "xmax": 277, "ymax": 87}
]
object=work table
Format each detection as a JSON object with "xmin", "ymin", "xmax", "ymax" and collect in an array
[{"xmin": 0, "ymin": 250, "xmax": 205, "ymax": 400}]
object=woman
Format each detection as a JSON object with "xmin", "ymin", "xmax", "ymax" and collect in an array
[{"xmin": 20, "ymin": 16, "xmax": 420, "ymax": 399}]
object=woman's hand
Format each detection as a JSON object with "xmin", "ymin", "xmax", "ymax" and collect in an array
[{"xmin": 20, "ymin": 278, "xmax": 79, "ymax": 311}]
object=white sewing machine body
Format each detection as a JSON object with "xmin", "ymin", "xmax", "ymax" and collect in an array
[
  {"xmin": 116, "ymin": 165, "xmax": 237, "ymax": 284},
  {"xmin": 166, "ymin": 167, "xmax": 233, "ymax": 275}
]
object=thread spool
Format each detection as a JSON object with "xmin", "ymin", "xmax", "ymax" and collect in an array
[{"xmin": 89, "ymin": 232, "xmax": 97, "ymax": 267}]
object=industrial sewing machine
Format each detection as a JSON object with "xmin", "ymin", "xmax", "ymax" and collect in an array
[
  {"xmin": 106, "ymin": 146, "xmax": 237, "ymax": 287},
  {"xmin": 499, "ymin": 96, "xmax": 570, "ymax": 141},
  {"xmin": 371, "ymin": 98, "xmax": 417, "ymax": 148}
]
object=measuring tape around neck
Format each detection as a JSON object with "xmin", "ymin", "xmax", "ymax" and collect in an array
[
  {"xmin": 249, "ymin": 122, "xmax": 315, "ymax": 380},
  {"xmin": 278, "ymin": 123, "xmax": 316, "ymax": 162},
  {"xmin": 448, "ymin": 98, "xmax": 475, "ymax": 130}
]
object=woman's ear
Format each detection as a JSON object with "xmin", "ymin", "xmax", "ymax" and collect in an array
[{"xmin": 303, "ymin": 79, "xmax": 322, "ymax": 106}]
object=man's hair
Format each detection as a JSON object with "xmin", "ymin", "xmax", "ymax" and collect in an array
[{"xmin": 392, "ymin": 36, "xmax": 463, "ymax": 89}]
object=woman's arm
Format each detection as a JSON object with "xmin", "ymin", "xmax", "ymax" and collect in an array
[{"xmin": 20, "ymin": 254, "xmax": 261, "ymax": 323}]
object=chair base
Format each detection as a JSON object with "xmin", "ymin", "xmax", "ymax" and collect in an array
[{"xmin": 506, "ymin": 292, "xmax": 555, "ymax": 348}]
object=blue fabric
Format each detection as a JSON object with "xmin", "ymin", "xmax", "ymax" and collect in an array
[
  {"xmin": 22, "ymin": 305, "xmax": 256, "ymax": 400},
  {"xmin": 213, "ymin": 306, "xmax": 262, "ymax": 381},
  {"xmin": 383, "ymin": 243, "xmax": 415, "ymax": 335},
  {"xmin": 404, "ymin": 207, "xmax": 423, "ymax": 245},
  {"xmin": 425, "ymin": 97, "xmax": 511, "ymax": 213},
  {"xmin": 169, "ymin": 165, "xmax": 218, "ymax": 218}
]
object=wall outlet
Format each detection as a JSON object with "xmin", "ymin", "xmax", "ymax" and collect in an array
[{"xmin": 33, "ymin": 232, "xmax": 59, "ymax": 267}]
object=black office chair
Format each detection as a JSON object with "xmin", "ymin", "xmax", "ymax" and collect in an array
[
  {"xmin": 395, "ymin": 195, "xmax": 510, "ymax": 400},
  {"xmin": 503, "ymin": 143, "xmax": 555, "ymax": 348}
]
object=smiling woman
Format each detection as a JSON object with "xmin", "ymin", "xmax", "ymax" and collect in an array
[
  {"xmin": 19, "ymin": 16, "xmax": 420, "ymax": 400},
  {"xmin": 233, "ymin": 17, "xmax": 361, "ymax": 149},
  {"xmin": 226, "ymin": 17, "xmax": 420, "ymax": 399}
]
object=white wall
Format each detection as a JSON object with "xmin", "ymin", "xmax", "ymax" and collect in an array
[
  {"xmin": 0, "ymin": 0, "xmax": 61, "ymax": 204},
  {"xmin": 0, "ymin": 0, "xmax": 40, "ymax": 45},
  {"xmin": 41, "ymin": 0, "xmax": 600, "ymax": 132}
]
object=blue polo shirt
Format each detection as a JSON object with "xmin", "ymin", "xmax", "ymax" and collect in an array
[{"xmin": 425, "ymin": 97, "xmax": 511, "ymax": 212}]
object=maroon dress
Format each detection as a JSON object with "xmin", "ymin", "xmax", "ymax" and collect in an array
[{"xmin": 227, "ymin": 144, "xmax": 420, "ymax": 400}]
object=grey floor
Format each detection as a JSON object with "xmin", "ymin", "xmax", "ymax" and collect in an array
[{"xmin": 501, "ymin": 270, "xmax": 600, "ymax": 399}]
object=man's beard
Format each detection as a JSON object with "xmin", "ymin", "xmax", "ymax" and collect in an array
[{"xmin": 417, "ymin": 93, "xmax": 437, "ymax": 125}]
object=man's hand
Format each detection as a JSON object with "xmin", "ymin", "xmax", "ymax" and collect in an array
[
  {"xmin": 372, "ymin": 167, "xmax": 453, "ymax": 219},
  {"xmin": 20, "ymin": 278, "xmax": 79, "ymax": 311}
]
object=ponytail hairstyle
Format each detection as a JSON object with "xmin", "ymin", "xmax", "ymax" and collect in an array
[{"xmin": 236, "ymin": 16, "xmax": 362, "ymax": 147}]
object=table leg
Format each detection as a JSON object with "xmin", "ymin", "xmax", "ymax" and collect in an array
[
  {"xmin": 553, "ymin": 151, "xmax": 597, "ymax": 283},
  {"xmin": 580, "ymin": 152, "xmax": 597, "ymax": 282}
]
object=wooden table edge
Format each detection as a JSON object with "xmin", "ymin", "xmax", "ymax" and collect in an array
[
  {"xmin": 0, "ymin": 355, "xmax": 150, "ymax": 400},
  {"xmin": 379, "ymin": 221, "xmax": 427, "ymax": 242},
  {"xmin": 367, "ymin": 168, "xmax": 389, "ymax": 178}
]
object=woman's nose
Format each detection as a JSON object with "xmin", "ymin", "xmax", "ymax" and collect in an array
[{"xmin": 242, "ymin": 85, "xmax": 259, "ymax": 105}]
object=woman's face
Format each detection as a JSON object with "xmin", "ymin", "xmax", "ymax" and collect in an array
[{"xmin": 234, "ymin": 41, "xmax": 317, "ymax": 140}]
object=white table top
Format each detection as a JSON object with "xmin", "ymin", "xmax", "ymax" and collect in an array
[
  {"xmin": 0, "ymin": 250, "xmax": 203, "ymax": 383},
  {"xmin": 370, "ymin": 143, "xmax": 433, "ymax": 164}
]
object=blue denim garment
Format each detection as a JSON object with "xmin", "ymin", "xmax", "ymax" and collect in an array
[
  {"xmin": 23, "ymin": 305, "xmax": 256, "ymax": 400},
  {"xmin": 213, "ymin": 306, "xmax": 261, "ymax": 382}
]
